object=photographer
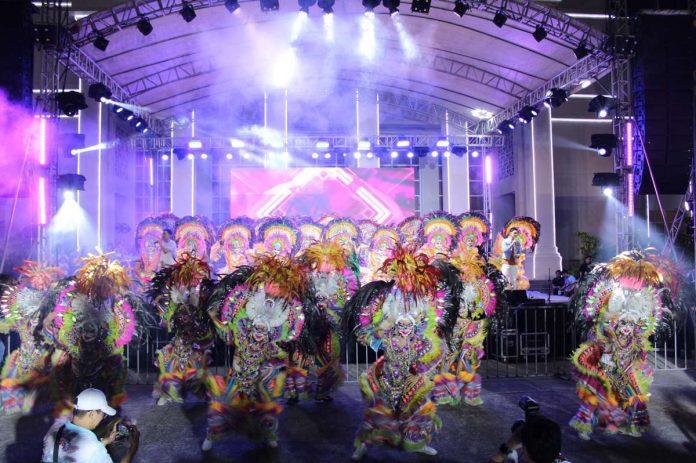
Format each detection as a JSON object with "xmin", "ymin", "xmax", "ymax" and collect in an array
[
  {"xmin": 42, "ymin": 388, "xmax": 140, "ymax": 463},
  {"xmin": 489, "ymin": 397, "xmax": 570, "ymax": 463}
]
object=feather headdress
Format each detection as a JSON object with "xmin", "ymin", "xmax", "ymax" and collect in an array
[
  {"xmin": 379, "ymin": 244, "xmax": 441, "ymax": 300},
  {"xmin": 75, "ymin": 254, "xmax": 131, "ymax": 300},
  {"xmin": 247, "ymin": 254, "xmax": 309, "ymax": 303},
  {"xmin": 398, "ymin": 216, "xmax": 422, "ymax": 246},
  {"xmin": 168, "ymin": 252, "xmax": 212, "ymax": 288},
  {"xmin": 458, "ymin": 212, "xmax": 490, "ymax": 247},
  {"xmin": 15, "ymin": 260, "xmax": 64, "ymax": 290},
  {"xmin": 175, "ymin": 215, "xmax": 213, "ymax": 258},
  {"xmin": 301, "ymin": 241, "xmax": 349, "ymax": 272},
  {"xmin": 322, "ymin": 217, "xmax": 360, "ymax": 246},
  {"xmin": 358, "ymin": 219, "xmax": 379, "ymax": 243},
  {"xmin": 297, "ymin": 218, "xmax": 323, "ymax": 250},
  {"xmin": 258, "ymin": 217, "xmax": 299, "ymax": 257},
  {"xmin": 502, "ymin": 216, "xmax": 541, "ymax": 251},
  {"xmin": 419, "ymin": 211, "xmax": 459, "ymax": 255}
]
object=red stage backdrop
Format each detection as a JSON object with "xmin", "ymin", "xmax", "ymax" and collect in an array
[{"xmin": 230, "ymin": 168, "xmax": 416, "ymax": 223}]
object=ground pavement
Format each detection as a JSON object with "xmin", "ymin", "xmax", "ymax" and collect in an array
[{"xmin": 1, "ymin": 370, "xmax": 694, "ymax": 462}]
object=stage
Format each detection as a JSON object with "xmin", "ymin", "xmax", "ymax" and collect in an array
[{"xmin": 2, "ymin": 371, "xmax": 695, "ymax": 463}]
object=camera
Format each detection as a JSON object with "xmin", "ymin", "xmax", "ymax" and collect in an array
[{"xmin": 512, "ymin": 396, "xmax": 540, "ymax": 432}]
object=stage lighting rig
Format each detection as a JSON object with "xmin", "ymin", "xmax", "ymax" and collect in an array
[
  {"xmin": 493, "ymin": 10, "xmax": 507, "ymax": 28},
  {"xmin": 260, "ymin": 0, "xmax": 280, "ymax": 11},
  {"xmin": 318, "ymin": 0, "xmax": 334, "ymax": 14},
  {"xmin": 543, "ymin": 88, "xmax": 568, "ymax": 108},
  {"xmin": 496, "ymin": 119, "xmax": 515, "ymax": 134},
  {"xmin": 362, "ymin": 0, "xmax": 380, "ymax": 14},
  {"xmin": 225, "ymin": 0, "xmax": 240, "ymax": 13},
  {"xmin": 57, "ymin": 174, "xmax": 87, "ymax": 192},
  {"xmin": 590, "ymin": 134, "xmax": 618, "ymax": 157},
  {"xmin": 56, "ymin": 91, "xmax": 88, "ymax": 117},
  {"xmin": 411, "ymin": 0, "xmax": 430, "ymax": 14},
  {"xmin": 137, "ymin": 17, "xmax": 153, "ymax": 35},
  {"xmin": 180, "ymin": 1, "xmax": 196, "ymax": 22},
  {"xmin": 452, "ymin": 1, "xmax": 469, "ymax": 18},
  {"xmin": 588, "ymin": 95, "xmax": 614, "ymax": 118},
  {"xmin": 573, "ymin": 42, "xmax": 589, "ymax": 59},
  {"xmin": 592, "ymin": 172, "xmax": 620, "ymax": 188},
  {"xmin": 533, "ymin": 24, "xmax": 547, "ymax": 42},
  {"xmin": 383, "ymin": 0, "xmax": 399, "ymax": 15},
  {"xmin": 298, "ymin": 0, "xmax": 316, "ymax": 14},
  {"xmin": 517, "ymin": 105, "xmax": 539, "ymax": 124},
  {"xmin": 87, "ymin": 83, "xmax": 112, "ymax": 103},
  {"xmin": 93, "ymin": 34, "xmax": 109, "ymax": 51}
]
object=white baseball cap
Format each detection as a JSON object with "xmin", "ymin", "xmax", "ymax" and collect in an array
[{"xmin": 74, "ymin": 388, "xmax": 117, "ymax": 416}]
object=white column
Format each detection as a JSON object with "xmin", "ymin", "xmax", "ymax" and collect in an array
[
  {"xmin": 443, "ymin": 154, "xmax": 469, "ymax": 213},
  {"xmin": 529, "ymin": 109, "xmax": 563, "ymax": 278}
]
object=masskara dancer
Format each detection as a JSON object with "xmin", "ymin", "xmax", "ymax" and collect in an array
[
  {"xmin": 0, "ymin": 262, "xmax": 63, "ymax": 415},
  {"xmin": 345, "ymin": 245, "xmax": 457, "ymax": 460},
  {"xmin": 569, "ymin": 250, "xmax": 673, "ymax": 440},
  {"xmin": 202, "ymin": 255, "xmax": 310, "ymax": 450},
  {"xmin": 148, "ymin": 253, "xmax": 214, "ymax": 405}
]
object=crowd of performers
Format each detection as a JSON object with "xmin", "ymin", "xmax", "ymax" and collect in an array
[{"xmin": 0, "ymin": 210, "xmax": 690, "ymax": 459}]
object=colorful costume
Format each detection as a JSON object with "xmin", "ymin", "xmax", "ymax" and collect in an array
[
  {"xmin": 457, "ymin": 212, "xmax": 490, "ymax": 257},
  {"xmin": 322, "ymin": 218, "xmax": 361, "ymax": 277},
  {"xmin": 344, "ymin": 245, "xmax": 456, "ymax": 459},
  {"xmin": 418, "ymin": 212, "xmax": 459, "ymax": 259},
  {"xmin": 255, "ymin": 218, "xmax": 299, "ymax": 258},
  {"xmin": 364, "ymin": 227, "xmax": 400, "ymax": 283},
  {"xmin": 297, "ymin": 218, "xmax": 323, "ymax": 254},
  {"xmin": 433, "ymin": 252, "xmax": 505, "ymax": 407},
  {"xmin": 490, "ymin": 217, "xmax": 541, "ymax": 290},
  {"xmin": 569, "ymin": 251, "xmax": 672, "ymax": 439},
  {"xmin": 148, "ymin": 253, "xmax": 214, "ymax": 405},
  {"xmin": 175, "ymin": 215, "xmax": 215, "ymax": 261},
  {"xmin": 202, "ymin": 255, "xmax": 310, "ymax": 449},
  {"xmin": 290, "ymin": 242, "xmax": 359, "ymax": 401},
  {"xmin": 134, "ymin": 217, "xmax": 165, "ymax": 285},
  {"xmin": 46, "ymin": 255, "xmax": 142, "ymax": 414},
  {"xmin": 211, "ymin": 218, "xmax": 254, "ymax": 275},
  {"xmin": 357, "ymin": 219, "xmax": 379, "ymax": 276},
  {"xmin": 0, "ymin": 262, "xmax": 63, "ymax": 415}
]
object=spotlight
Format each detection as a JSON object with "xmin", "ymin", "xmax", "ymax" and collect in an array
[
  {"xmin": 312, "ymin": 152, "xmax": 319, "ymax": 159},
  {"xmin": 406, "ymin": 151, "xmax": 414, "ymax": 158},
  {"xmin": 496, "ymin": 119, "xmax": 515, "ymax": 134},
  {"xmin": 358, "ymin": 139, "xmax": 372, "ymax": 151},
  {"xmin": 517, "ymin": 105, "xmax": 539, "ymax": 124},
  {"xmin": 533, "ymin": 25, "xmax": 547, "ymax": 42},
  {"xmin": 362, "ymin": 0, "xmax": 380, "ymax": 14},
  {"xmin": 323, "ymin": 152, "xmax": 331, "ymax": 159},
  {"xmin": 180, "ymin": 2, "xmax": 196, "ymax": 22},
  {"xmin": 111, "ymin": 105, "xmax": 124, "ymax": 114},
  {"xmin": 226, "ymin": 153, "xmax": 233, "ymax": 160},
  {"xmin": 126, "ymin": 112, "xmax": 135, "ymax": 121},
  {"xmin": 187, "ymin": 153, "xmax": 195, "ymax": 160},
  {"xmin": 353, "ymin": 152, "xmax": 361, "ymax": 159},
  {"xmin": 573, "ymin": 43, "xmax": 589, "ymax": 59},
  {"xmin": 93, "ymin": 34, "xmax": 109, "ymax": 51},
  {"xmin": 543, "ymin": 88, "xmax": 568, "ymax": 108},
  {"xmin": 161, "ymin": 153, "xmax": 169, "ymax": 161},
  {"xmin": 318, "ymin": 0, "xmax": 334, "ymax": 13},
  {"xmin": 603, "ymin": 187, "xmax": 613, "ymax": 197},
  {"xmin": 298, "ymin": 0, "xmax": 316, "ymax": 13},
  {"xmin": 260, "ymin": 0, "xmax": 280, "ymax": 11},
  {"xmin": 588, "ymin": 95, "xmax": 614, "ymax": 119},
  {"xmin": 200, "ymin": 153, "xmax": 208, "ymax": 159},
  {"xmin": 580, "ymin": 79, "xmax": 592, "ymax": 89},
  {"xmin": 63, "ymin": 190, "xmax": 75, "ymax": 201},
  {"xmin": 431, "ymin": 150, "xmax": 438, "ymax": 157},
  {"xmin": 411, "ymin": 0, "xmax": 430, "ymax": 14},
  {"xmin": 136, "ymin": 17, "xmax": 153, "ymax": 36},
  {"xmin": 471, "ymin": 150, "xmax": 480, "ymax": 158},
  {"xmin": 87, "ymin": 82, "xmax": 112, "ymax": 102},
  {"xmin": 224, "ymin": 0, "xmax": 240, "ymax": 13},
  {"xmin": 230, "ymin": 138, "xmax": 245, "ymax": 148},
  {"xmin": 366, "ymin": 152, "xmax": 374, "ymax": 159},
  {"xmin": 315, "ymin": 140, "xmax": 331, "ymax": 150},
  {"xmin": 493, "ymin": 10, "xmax": 507, "ymax": 28},
  {"xmin": 390, "ymin": 151, "xmax": 399, "ymax": 158},
  {"xmin": 57, "ymin": 174, "xmax": 87, "ymax": 192},
  {"xmin": 472, "ymin": 108, "xmax": 493, "ymax": 120},
  {"xmin": 592, "ymin": 172, "xmax": 620, "ymax": 195},
  {"xmin": 383, "ymin": 0, "xmax": 399, "ymax": 15},
  {"xmin": 590, "ymin": 134, "xmax": 618, "ymax": 157},
  {"xmin": 435, "ymin": 137, "xmax": 450, "ymax": 148},
  {"xmin": 444, "ymin": 151, "xmax": 451, "ymax": 158},
  {"xmin": 55, "ymin": 91, "xmax": 88, "ymax": 117},
  {"xmin": 396, "ymin": 138, "xmax": 410, "ymax": 148},
  {"xmin": 242, "ymin": 152, "xmax": 251, "ymax": 159},
  {"xmin": 452, "ymin": 0, "xmax": 469, "ymax": 17},
  {"xmin": 188, "ymin": 139, "xmax": 203, "ymax": 149}
]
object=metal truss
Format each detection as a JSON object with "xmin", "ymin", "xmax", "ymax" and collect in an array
[
  {"xmin": 69, "ymin": 0, "xmax": 607, "ymax": 55},
  {"xmin": 132, "ymin": 133, "xmax": 505, "ymax": 151},
  {"xmin": 663, "ymin": 165, "xmax": 694, "ymax": 256},
  {"xmin": 481, "ymin": 52, "xmax": 613, "ymax": 133}
]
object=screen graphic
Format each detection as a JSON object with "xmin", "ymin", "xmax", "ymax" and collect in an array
[{"xmin": 230, "ymin": 168, "xmax": 416, "ymax": 223}]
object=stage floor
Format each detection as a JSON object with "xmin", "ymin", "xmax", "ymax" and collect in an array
[{"xmin": 1, "ymin": 371, "xmax": 695, "ymax": 462}]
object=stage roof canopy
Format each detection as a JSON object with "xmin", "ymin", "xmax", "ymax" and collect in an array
[{"xmin": 71, "ymin": 0, "xmax": 608, "ymax": 124}]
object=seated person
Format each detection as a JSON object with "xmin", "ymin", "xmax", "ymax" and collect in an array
[
  {"xmin": 43, "ymin": 388, "xmax": 139, "ymax": 463},
  {"xmin": 551, "ymin": 270, "xmax": 564, "ymax": 295},
  {"xmin": 489, "ymin": 414, "xmax": 570, "ymax": 463},
  {"xmin": 560, "ymin": 270, "xmax": 576, "ymax": 297}
]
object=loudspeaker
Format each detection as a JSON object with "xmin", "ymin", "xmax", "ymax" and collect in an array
[
  {"xmin": 0, "ymin": 1, "xmax": 33, "ymax": 108},
  {"xmin": 505, "ymin": 290, "xmax": 528, "ymax": 307},
  {"xmin": 633, "ymin": 14, "xmax": 695, "ymax": 194}
]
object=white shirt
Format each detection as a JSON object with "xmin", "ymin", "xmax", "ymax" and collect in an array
[
  {"xmin": 160, "ymin": 238, "xmax": 178, "ymax": 266},
  {"xmin": 43, "ymin": 420, "xmax": 113, "ymax": 463}
]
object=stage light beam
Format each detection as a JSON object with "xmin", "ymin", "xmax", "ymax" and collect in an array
[{"xmin": 359, "ymin": 12, "xmax": 377, "ymax": 60}]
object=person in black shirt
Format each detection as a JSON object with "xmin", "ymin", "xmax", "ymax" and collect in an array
[
  {"xmin": 578, "ymin": 256, "xmax": 593, "ymax": 280},
  {"xmin": 551, "ymin": 270, "xmax": 564, "ymax": 295}
]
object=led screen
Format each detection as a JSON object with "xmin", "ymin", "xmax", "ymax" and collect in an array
[{"xmin": 230, "ymin": 168, "xmax": 416, "ymax": 223}]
